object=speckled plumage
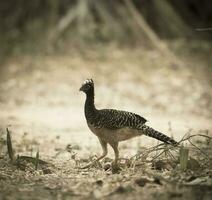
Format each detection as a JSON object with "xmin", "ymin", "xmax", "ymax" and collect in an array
[
  {"xmin": 87, "ymin": 108, "xmax": 147, "ymax": 129},
  {"xmin": 80, "ymin": 79, "xmax": 177, "ymax": 167}
]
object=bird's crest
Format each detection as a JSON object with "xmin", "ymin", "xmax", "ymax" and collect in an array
[{"xmin": 82, "ymin": 79, "xmax": 94, "ymax": 86}]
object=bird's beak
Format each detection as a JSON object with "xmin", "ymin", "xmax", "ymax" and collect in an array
[{"xmin": 79, "ymin": 86, "xmax": 83, "ymax": 91}]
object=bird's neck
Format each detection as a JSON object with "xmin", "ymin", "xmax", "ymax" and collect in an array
[{"xmin": 85, "ymin": 88, "xmax": 97, "ymax": 120}]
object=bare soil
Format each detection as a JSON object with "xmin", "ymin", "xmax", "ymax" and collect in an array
[{"xmin": 0, "ymin": 46, "xmax": 212, "ymax": 200}]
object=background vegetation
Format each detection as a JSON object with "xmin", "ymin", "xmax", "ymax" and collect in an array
[{"xmin": 0, "ymin": 0, "xmax": 212, "ymax": 57}]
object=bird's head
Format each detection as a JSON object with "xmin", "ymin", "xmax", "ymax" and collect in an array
[{"xmin": 79, "ymin": 79, "xmax": 94, "ymax": 94}]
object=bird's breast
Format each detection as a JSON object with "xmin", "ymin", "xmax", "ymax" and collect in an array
[{"xmin": 87, "ymin": 122, "xmax": 141, "ymax": 142}]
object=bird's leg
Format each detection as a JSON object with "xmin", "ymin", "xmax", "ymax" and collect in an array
[
  {"xmin": 95, "ymin": 138, "xmax": 108, "ymax": 161},
  {"xmin": 110, "ymin": 142, "xmax": 119, "ymax": 166},
  {"xmin": 79, "ymin": 138, "xmax": 107, "ymax": 169},
  {"xmin": 110, "ymin": 142, "xmax": 121, "ymax": 173}
]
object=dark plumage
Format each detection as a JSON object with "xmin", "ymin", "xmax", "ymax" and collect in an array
[
  {"xmin": 80, "ymin": 79, "xmax": 177, "ymax": 167},
  {"xmin": 88, "ymin": 108, "xmax": 147, "ymax": 129}
]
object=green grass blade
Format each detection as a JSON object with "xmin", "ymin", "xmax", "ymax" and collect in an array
[
  {"xmin": 6, "ymin": 128, "xmax": 14, "ymax": 162},
  {"xmin": 35, "ymin": 151, "xmax": 39, "ymax": 170},
  {"xmin": 179, "ymin": 145, "xmax": 189, "ymax": 171}
]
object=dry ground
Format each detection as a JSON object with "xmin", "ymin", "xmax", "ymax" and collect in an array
[{"xmin": 0, "ymin": 45, "xmax": 212, "ymax": 200}]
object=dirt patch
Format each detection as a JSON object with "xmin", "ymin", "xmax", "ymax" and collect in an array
[{"xmin": 0, "ymin": 47, "xmax": 212, "ymax": 199}]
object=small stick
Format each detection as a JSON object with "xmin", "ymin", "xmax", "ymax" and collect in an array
[{"xmin": 188, "ymin": 139, "xmax": 209, "ymax": 158}]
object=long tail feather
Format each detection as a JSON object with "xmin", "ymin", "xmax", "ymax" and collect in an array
[{"xmin": 140, "ymin": 125, "xmax": 177, "ymax": 145}]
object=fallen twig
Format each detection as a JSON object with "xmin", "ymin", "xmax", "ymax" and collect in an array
[
  {"xmin": 188, "ymin": 139, "xmax": 209, "ymax": 158},
  {"xmin": 179, "ymin": 134, "xmax": 212, "ymax": 143},
  {"xmin": 133, "ymin": 133, "xmax": 212, "ymax": 163}
]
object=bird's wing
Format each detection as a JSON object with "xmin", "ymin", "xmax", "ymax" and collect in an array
[{"xmin": 98, "ymin": 109, "xmax": 147, "ymax": 129}]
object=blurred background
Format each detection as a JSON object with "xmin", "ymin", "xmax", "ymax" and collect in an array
[{"xmin": 0, "ymin": 0, "xmax": 211, "ymax": 157}]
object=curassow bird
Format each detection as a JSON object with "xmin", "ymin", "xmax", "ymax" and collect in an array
[{"xmin": 80, "ymin": 79, "xmax": 177, "ymax": 167}]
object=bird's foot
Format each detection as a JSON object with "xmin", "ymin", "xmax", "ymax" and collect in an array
[
  {"xmin": 79, "ymin": 159, "xmax": 102, "ymax": 169},
  {"xmin": 111, "ymin": 162, "xmax": 121, "ymax": 174},
  {"xmin": 78, "ymin": 162, "xmax": 94, "ymax": 169}
]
